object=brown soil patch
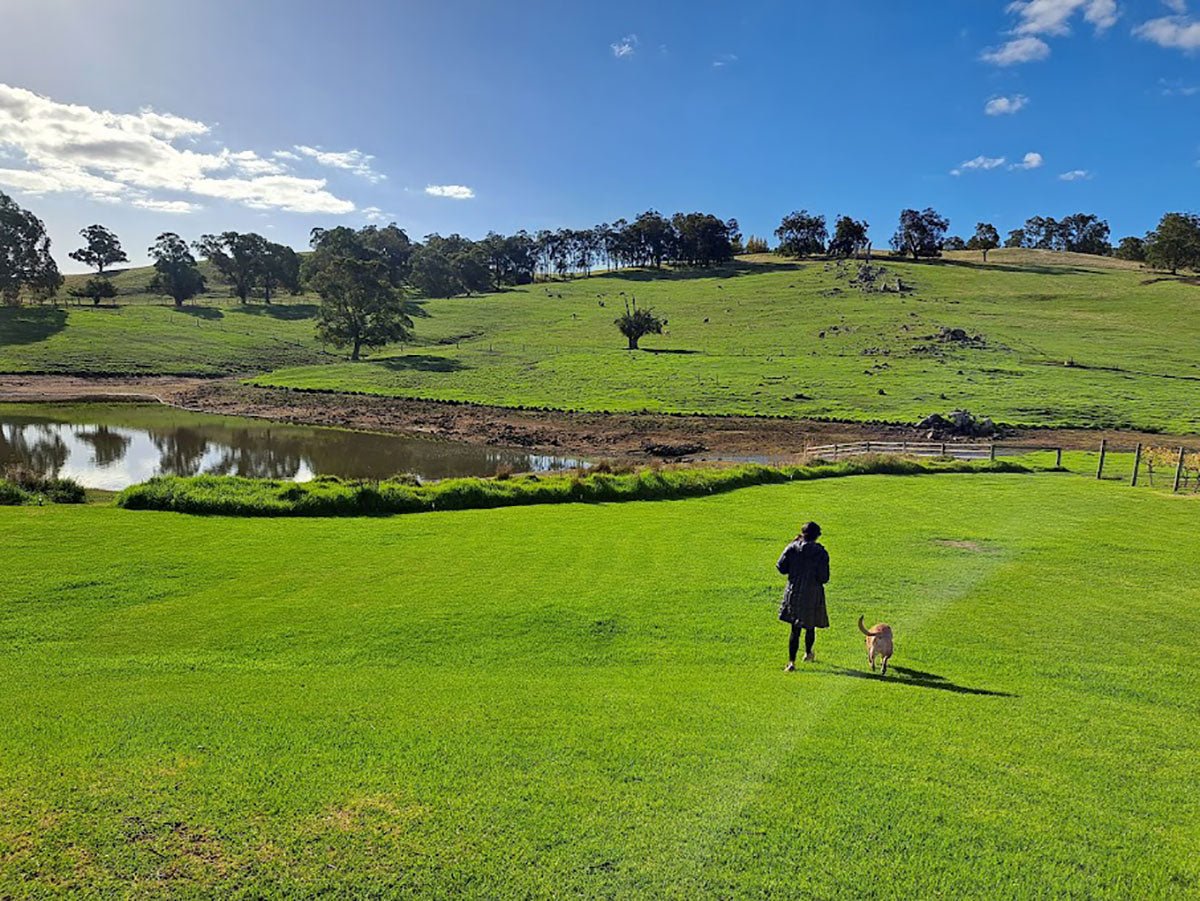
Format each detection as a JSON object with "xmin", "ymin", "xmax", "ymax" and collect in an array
[
  {"xmin": 932, "ymin": 539, "xmax": 991, "ymax": 552},
  {"xmin": 3, "ymin": 375, "xmax": 1198, "ymax": 461}
]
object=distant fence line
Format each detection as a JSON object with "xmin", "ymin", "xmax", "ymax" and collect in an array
[{"xmin": 807, "ymin": 439, "xmax": 1200, "ymax": 494}]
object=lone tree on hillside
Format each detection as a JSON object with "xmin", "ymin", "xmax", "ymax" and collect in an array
[
  {"xmin": 968, "ymin": 222, "xmax": 1000, "ymax": 261},
  {"xmin": 69, "ymin": 224, "xmax": 127, "ymax": 275},
  {"xmin": 147, "ymin": 232, "xmax": 206, "ymax": 307},
  {"xmin": 1144, "ymin": 212, "xmax": 1200, "ymax": 275},
  {"xmin": 1004, "ymin": 228, "xmax": 1026, "ymax": 248},
  {"xmin": 194, "ymin": 231, "xmax": 267, "ymax": 303},
  {"xmin": 310, "ymin": 257, "xmax": 413, "ymax": 361},
  {"xmin": 774, "ymin": 210, "xmax": 828, "ymax": 257},
  {"xmin": 69, "ymin": 276, "xmax": 119, "ymax": 307},
  {"xmin": 827, "ymin": 216, "xmax": 870, "ymax": 259},
  {"xmin": 0, "ymin": 190, "xmax": 62, "ymax": 306},
  {"xmin": 891, "ymin": 208, "xmax": 949, "ymax": 261},
  {"xmin": 615, "ymin": 298, "xmax": 665, "ymax": 350},
  {"xmin": 943, "ymin": 236, "xmax": 966, "ymax": 251}
]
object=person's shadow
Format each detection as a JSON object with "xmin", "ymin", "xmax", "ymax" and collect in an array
[{"xmin": 826, "ymin": 664, "xmax": 1016, "ymax": 697}]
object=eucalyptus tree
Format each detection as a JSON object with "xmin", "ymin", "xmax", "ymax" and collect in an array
[
  {"xmin": 0, "ymin": 190, "xmax": 61, "ymax": 306},
  {"xmin": 147, "ymin": 232, "xmax": 206, "ymax": 307}
]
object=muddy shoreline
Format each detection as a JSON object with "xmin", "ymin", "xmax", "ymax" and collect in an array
[{"xmin": 1, "ymin": 375, "xmax": 1196, "ymax": 459}]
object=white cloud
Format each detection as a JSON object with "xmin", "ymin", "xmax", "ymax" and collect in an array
[
  {"xmin": 1159, "ymin": 77, "xmax": 1200, "ymax": 94},
  {"xmin": 611, "ymin": 34, "xmax": 638, "ymax": 58},
  {"xmin": 713, "ymin": 53, "xmax": 739, "ymax": 67},
  {"xmin": 424, "ymin": 184, "xmax": 474, "ymax": 200},
  {"xmin": 981, "ymin": 36, "xmax": 1052, "ymax": 64},
  {"xmin": 1134, "ymin": 15, "xmax": 1200, "ymax": 49},
  {"xmin": 1163, "ymin": 0, "xmax": 1187, "ymax": 13},
  {"xmin": 985, "ymin": 94, "xmax": 1030, "ymax": 115},
  {"xmin": 0, "ymin": 83, "xmax": 356, "ymax": 215},
  {"xmin": 1011, "ymin": 151, "xmax": 1045, "ymax": 170},
  {"xmin": 362, "ymin": 206, "xmax": 390, "ymax": 221},
  {"xmin": 272, "ymin": 149, "xmax": 301, "ymax": 161},
  {"xmin": 132, "ymin": 198, "xmax": 200, "ymax": 214},
  {"xmin": 293, "ymin": 145, "xmax": 384, "ymax": 183},
  {"xmin": 1059, "ymin": 169, "xmax": 1092, "ymax": 180},
  {"xmin": 951, "ymin": 155, "xmax": 1007, "ymax": 176},
  {"xmin": 1008, "ymin": 0, "xmax": 1119, "ymax": 36}
]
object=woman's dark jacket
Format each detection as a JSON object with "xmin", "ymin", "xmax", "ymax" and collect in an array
[{"xmin": 777, "ymin": 539, "xmax": 830, "ymax": 628}]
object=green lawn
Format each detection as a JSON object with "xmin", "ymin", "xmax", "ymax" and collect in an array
[{"xmin": 2, "ymin": 471, "xmax": 1197, "ymax": 896}]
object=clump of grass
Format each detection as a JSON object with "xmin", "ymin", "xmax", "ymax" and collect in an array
[
  {"xmin": 116, "ymin": 457, "xmax": 1030, "ymax": 518},
  {"xmin": 0, "ymin": 467, "xmax": 86, "ymax": 505}
]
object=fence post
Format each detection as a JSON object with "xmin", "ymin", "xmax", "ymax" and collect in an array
[
  {"xmin": 865, "ymin": 441, "xmax": 871, "ymax": 454},
  {"xmin": 833, "ymin": 443, "xmax": 839, "ymax": 460},
  {"xmin": 1131, "ymin": 443, "xmax": 1142, "ymax": 487},
  {"xmin": 940, "ymin": 442, "xmax": 947, "ymax": 456},
  {"xmin": 902, "ymin": 441, "xmax": 908, "ymax": 454},
  {"xmin": 1174, "ymin": 447, "xmax": 1185, "ymax": 493},
  {"xmin": 990, "ymin": 443, "xmax": 997, "ymax": 461},
  {"xmin": 1055, "ymin": 447, "xmax": 1063, "ymax": 468},
  {"xmin": 1096, "ymin": 439, "xmax": 1107, "ymax": 479}
]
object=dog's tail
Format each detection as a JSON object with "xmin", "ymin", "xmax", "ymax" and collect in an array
[{"xmin": 858, "ymin": 615, "xmax": 881, "ymax": 637}]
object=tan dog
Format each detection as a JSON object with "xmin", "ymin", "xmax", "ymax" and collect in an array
[{"xmin": 858, "ymin": 616, "xmax": 894, "ymax": 675}]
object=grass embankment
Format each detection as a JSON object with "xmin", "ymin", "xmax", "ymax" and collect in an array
[
  {"xmin": 2, "ymin": 472, "xmax": 1197, "ymax": 895},
  {"xmin": 115, "ymin": 458, "xmax": 1029, "ymax": 516}
]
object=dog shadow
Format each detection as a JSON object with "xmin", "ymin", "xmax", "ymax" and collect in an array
[{"xmin": 826, "ymin": 664, "xmax": 1016, "ymax": 697}]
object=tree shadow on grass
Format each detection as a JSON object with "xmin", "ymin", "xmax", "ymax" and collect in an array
[
  {"xmin": 375, "ymin": 354, "xmax": 470, "ymax": 373},
  {"xmin": 641, "ymin": 347, "xmax": 701, "ymax": 355},
  {"xmin": 825, "ymin": 664, "xmax": 1016, "ymax": 697},
  {"xmin": 233, "ymin": 303, "xmax": 319, "ymax": 321},
  {"xmin": 592, "ymin": 259, "xmax": 805, "ymax": 284},
  {"xmin": 0, "ymin": 307, "xmax": 68, "ymax": 344},
  {"xmin": 916, "ymin": 258, "xmax": 1095, "ymax": 277},
  {"xmin": 174, "ymin": 306, "xmax": 224, "ymax": 320}
]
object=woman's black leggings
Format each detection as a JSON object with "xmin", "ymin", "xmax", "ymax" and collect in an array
[{"xmin": 789, "ymin": 624, "xmax": 815, "ymax": 661}]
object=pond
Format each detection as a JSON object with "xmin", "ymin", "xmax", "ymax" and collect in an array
[{"xmin": 0, "ymin": 403, "xmax": 585, "ymax": 490}]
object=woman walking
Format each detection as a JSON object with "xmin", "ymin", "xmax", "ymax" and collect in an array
[{"xmin": 777, "ymin": 521, "xmax": 830, "ymax": 670}]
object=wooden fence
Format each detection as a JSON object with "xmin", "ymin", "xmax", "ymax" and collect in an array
[{"xmin": 806, "ymin": 438, "xmax": 1198, "ymax": 494}]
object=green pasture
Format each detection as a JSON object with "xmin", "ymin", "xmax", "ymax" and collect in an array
[
  {"xmin": 0, "ymin": 301, "xmax": 328, "ymax": 375},
  {"xmin": 2, "ymin": 471, "xmax": 1197, "ymax": 895},
  {"xmin": 7, "ymin": 249, "xmax": 1200, "ymax": 431}
]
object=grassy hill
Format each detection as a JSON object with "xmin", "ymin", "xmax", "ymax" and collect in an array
[
  {"xmin": 1, "ymin": 470, "xmax": 1197, "ymax": 894},
  {"xmin": 258, "ymin": 249, "xmax": 1199, "ymax": 432},
  {"xmin": 5, "ymin": 250, "xmax": 1199, "ymax": 430}
]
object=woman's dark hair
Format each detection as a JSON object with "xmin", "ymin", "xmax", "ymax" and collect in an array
[{"xmin": 799, "ymin": 521, "xmax": 821, "ymax": 541}]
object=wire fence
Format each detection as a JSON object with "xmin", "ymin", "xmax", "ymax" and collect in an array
[{"xmin": 804, "ymin": 439, "xmax": 1200, "ymax": 495}]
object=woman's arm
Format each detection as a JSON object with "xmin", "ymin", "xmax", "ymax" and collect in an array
[
  {"xmin": 776, "ymin": 545, "xmax": 791, "ymax": 575},
  {"xmin": 818, "ymin": 547, "xmax": 830, "ymax": 584}
]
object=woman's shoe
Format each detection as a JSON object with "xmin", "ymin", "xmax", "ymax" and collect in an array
[
  {"xmin": 803, "ymin": 652, "xmax": 815, "ymax": 663},
  {"xmin": 783, "ymin": 662, "xmax": 796, "ymax": 672}
]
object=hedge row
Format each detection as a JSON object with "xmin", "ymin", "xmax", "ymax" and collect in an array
[{"xmin": 115, "ymin": 458, "xmax": 1031, "ymax": 518}]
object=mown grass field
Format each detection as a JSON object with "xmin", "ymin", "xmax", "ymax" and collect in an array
[
  {"xmin": 2, "ymin": 471, "xmax": 1197, "ymax": 896},
  {"xmin": 5, "ymin": 250, "xmax": 1198, "ymax": 431}
]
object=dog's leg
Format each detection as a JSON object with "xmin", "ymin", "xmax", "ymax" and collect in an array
[
  {"xmin": 868, "ymin": 645, "xmax": 876, "ymax": 671},
  {"xmin": 881, "ymin": 656, "xmax": 889, "ymax": 676}
]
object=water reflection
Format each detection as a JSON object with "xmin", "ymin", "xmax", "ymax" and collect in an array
[{"xmin": 0, "ymin": 406, "xmax": 585, "ymax": 490}]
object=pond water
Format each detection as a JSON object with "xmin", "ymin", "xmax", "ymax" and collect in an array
[{"xmin": 0, "ymin": 403, "xmax": 584, "ymax": 490}]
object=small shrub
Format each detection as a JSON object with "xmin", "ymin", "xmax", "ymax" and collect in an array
[
  {"xmin": 0, "ymin": 480, "xmax": 32, "ymax": 506},
  {"xmin": 1, "ymin": 467, "xmax": 86, "ymax": 504}
]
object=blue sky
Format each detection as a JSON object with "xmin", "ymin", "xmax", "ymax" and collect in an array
[{"xmin": 2, "ymin": 0, "xmax": 1198, "ymax": 269}]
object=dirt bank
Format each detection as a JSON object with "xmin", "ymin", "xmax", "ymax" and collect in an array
[{"xmin": 2, "ymin": 375, "xmax": 1196, "ymax": 459}]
